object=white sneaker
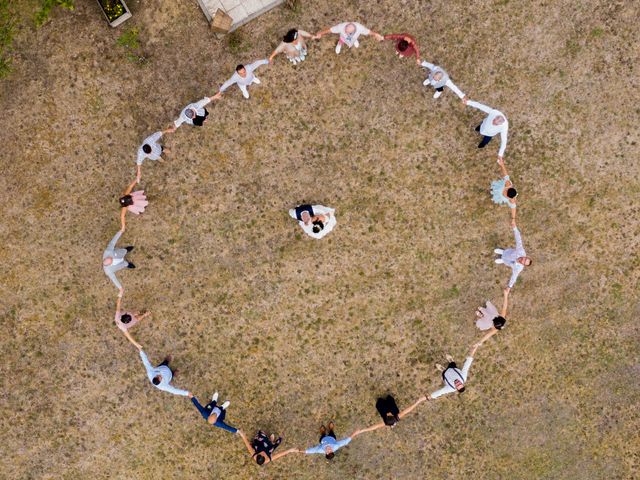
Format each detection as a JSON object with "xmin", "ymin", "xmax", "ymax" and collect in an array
[
  {"xmin": 423, "ymin": 79, "xmax": 429, "ymax": 86},
  {"xmin": 252, "ymin": 77, "xmax": 261, "ymax": 85},
  {"xmin": 494, "ymin": 248, "xmax": 504, "ymax": 255},
  {"xmin": 241, "ymin": 90, "xmax": 250, "ymax": 99},
  {"xmin": 335, "ymin": 42, "xmax": 342, "ymax": 54},
  {"xmin": 433, "ymin": 90, "xmax": 442, "ymax": 99},
  {"xmin": 354, "ymin": 39, "xmax": 359, "ymax": 48},
  {"xmin": 212, "ymin": 392, "xmax": 219, "ymax": 402},
  {"xmin": 221, "ymin": 400, "xmax": 230, "ymax": 410},
  {"xmin": 495, "ymin": 259, "xmax": 504, "ymax": 264}
]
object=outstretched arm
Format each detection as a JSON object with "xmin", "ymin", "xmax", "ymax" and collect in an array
[
  {"xmin": 238, "ymin": 430, "xmax": 255, "ymax": 456},
  {"xmin": 136, "ymin": 164, "xmax": 142, "ymax": 184},
  {"xmin": 120, "ymin": 207, "xmax": 127, "ymax": 232},
  {"xmin": 398, "ymin": 395, "xmax": 427, "ymax": 419},
  {"xmin": 475, "ymin": 328, "xmax": 498, "ymax": 348},
  {"xmin": 501, "ymin": 288, "xmax": 509, "ymax": 317},
  {"xmin": 122, "ymin": 329, "xmax": 142, "ymax": 350},
  {"xmin": 271, "ymin": 448, "xmax": 300, "ymax": 462},
  {"xmin": 314, "ymin": 28, "xmax": 332, "ymax": 39},
  {"xmin": 358, "ymin": 422, "xmax": 386, "ymax": 435},
  {"xmin": 497, "ymin": 157, "xmax": 509, "ymax": 177}
]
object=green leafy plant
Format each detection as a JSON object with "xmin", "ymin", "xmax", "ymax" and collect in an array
[
  {"xmin": 116, "ymin": 27, "xmax": 148, "ymax": 65},
  {"xmin": 34, "ymin": 0, "xmax": 74, "ymax": 27},
  {"xmin": 0, "ymin": 0, "xmax": 16, "ymax": 78},
  {"xmin": 100, "ymin": 0, "xmax": 125, "ymax": 23}
]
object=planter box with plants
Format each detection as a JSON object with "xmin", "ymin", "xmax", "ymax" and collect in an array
[{"xmin": 97, "ymin": 0, "xmax": 131, "ymax": 27}]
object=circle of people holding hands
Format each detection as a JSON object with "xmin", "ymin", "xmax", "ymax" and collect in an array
[{"xmin": 102, "ymin": 20, "xmax": 533, "ymax": 467}]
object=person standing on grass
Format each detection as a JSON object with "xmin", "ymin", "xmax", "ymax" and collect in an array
[
  {"xmin": 494, "ymin": 220, "xmax": 532, "ymax": 292},
  {"xmin": 188, "ymin": 391, "xmax": 238, "ymax": 434},
  {"xmin": 490, "ymin": 157, "xmax": 518, "ymax": 222},
  {"xmin": 430, "ymin": 344, "xmax": 480, "ymax": 399},
  {"xmin": 219, "ymin": 60, "xmax": 269, "ymax": 99},
  {"xmin": 114, "ymin": 295, "xmax": 149, "ymax": 350},
  {"xmin": 315, "ymin": 22, "xmax": 383, "ymax": 54},
  {"xmin": 174, "ymin": 95, "xmax": 220, "ymax": 128},
  {"xmin": 304, "ymin": 422, "xmax": 365, "ymax": 460},
  {"xmin": 135, "ymin": 127, "xmax": 175, "ymax": 182},
  {"xmin": 356, "ymin": 394, "xmax": 428, "ymax": 434},
  {"xmin": 119, "ymin": 177, "xmax": 148, "ymax": 231},
  {"xmin": 383, "ymin": 33, "xmax": 421, "ymax": 64},
  {"xmin": 102, "ymin": 229, "xmax": 135, "ymax": 296},
  {"xmin": 421, "ymin": 60, "xmax": 466, "ymax": 99},
  {"xmin": 288, "ymin": 204, "xmax": 337, "ymax": 239},
  {"xmin": 464, "ymin": 98, "xmax": 509, "ymax": 161},
  {"xmin": 138, "ymin": 350, "xmax": 190, "ymax": 397},
  {"xmin": 269, "ymin": 28, "xmax": 314, "ymax": 65},
  {"xmin": 239, "ymin": 430, "xmax": 299, "ymax": 465},
  {"xmin": 473, "ymin": 288, "xmax": 509, "ymax": 346}
]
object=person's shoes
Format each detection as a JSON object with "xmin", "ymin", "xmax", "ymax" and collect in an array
[
  {"xmin": 127, "ymin": 262, "xmax": 136, "ymax": 269},
  {"xmin": 221, "ymin": 400, "xmax": 230, "ymax": 410},
  {"xmin": 433, "ymin": 90, "xmax": 442, "ymax": 99},
  {"xmin": 212, "ymin": 392, "xmax": 219, "ymax": 402},
  {"xmin": 495, "ymin": 259, "xmax": 504, "ymax": 264},
  {"xmin": 319, "ymin": 425, "xmax": 326, "ymax": 435},
  {"xmin": 327, "ymin": 421, "xmax": 335, "ymax": 432},
  {"xmin": 242, "ymin": 90, "xmax": 250, "ymax": 99},
  {"xmin": 353, "ymin": 39, "xmax": 360, "ymax": 48},
  {"xmin": 435, "ymin": 363, "xmax": 444, "ymax": 372},
  {"xmin": 478, "ymin": 142, "xmax": 487, "ymax": 149},
  {"xmin": 172, "ymin": 368, "xmax": 179, "ymax": 377},
  {"xmin": 475, "ymin": 125, "xmax": 481, "ymax": 132},
  {"xmin": 494, "ymin": 248, "xmax": 504, "ymax": 255},
  {"xmin": 126, "ymin": 246, "xmax": 134, "ymax": 252},
  {"xmin": 446, "ymin": 354, "xmax": 455, "ymax": 363},
  {"xmin": 164, "ymin": 355, "xmax": 173, "ymax": 364},
  {"xmin": 335, "ymin": 42, "xmax": 342, "ymax": 54},
  {"xmin": 252, "ymin": 77, "xmax": 261, "ymax": 84},
  {"xmin": 423, "ymin": 79, "xmax": 429, "ymax": 86}
]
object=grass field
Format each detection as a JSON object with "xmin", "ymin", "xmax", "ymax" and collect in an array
[{"xmin": 1, "ymin": 0, "xmax": 639, "ymax": 479}]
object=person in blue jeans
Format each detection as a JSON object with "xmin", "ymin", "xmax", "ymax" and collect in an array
[{"xmin": 188, "ymin": 392, "xmax": 239, "ymax": 434}]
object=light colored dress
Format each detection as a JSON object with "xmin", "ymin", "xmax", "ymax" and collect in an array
[
  {"xmin": 490, "ymin": 175, "xmax": 516, "ymax": 208},
  {"xmin": 274, "ymin": 30, "xmax": 311, "ymax": 64},
  {"xmin": 128, "ymin": 190, "xmax": 148, "ymax": 215},
  {"xmin": 115, "ymin": 311, "xmax": 139, "ymax": 331},
  {"xmin": 476, "ymin": 301, "xmax": 499, "ymax": 330}
]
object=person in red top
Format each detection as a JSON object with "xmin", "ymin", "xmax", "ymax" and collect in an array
[{"xmin": 384, "ymin": 33, "xmax": 420, "ymax": 64}]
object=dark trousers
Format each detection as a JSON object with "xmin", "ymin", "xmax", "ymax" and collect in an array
[
  {"xmin": 376, "ymin": 395, "xmax": 400, "ymax": 420},
  {"xmin": 475, "ymin": 124, "xmax": 493, "ymax": 148},
  {"xmin": 295, "ymin": 204, "xmax": 314, "ymax": 222},
  {"xmin": 193, "ymin": 108, "xmax": 209, "ymax": 126},
  {"xmin": 436, "ymin": 86, "xmax": 444, "ymax": 92}
]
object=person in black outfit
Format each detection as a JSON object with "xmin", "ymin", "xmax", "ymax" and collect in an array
[
  {"xmin": 358, "ymin": 394, "xmax": 429, "ymax": 434},
  {"xmin": 239, "ymin": 430, "xmax": 299, "ymax": 466}
]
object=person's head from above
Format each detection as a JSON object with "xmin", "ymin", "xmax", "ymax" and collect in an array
[
  {"xmin": 493, "ymin": 315, "xmax": 506, "ymax": 330},
  {"xmin": 255, "ymin": 453, "xmax": 267, "ymax": 466},
  {"xmin": 324, "ymin": 447, "xmax": 335, "ymax": 460},
  {"xmin": 207, "ymin": 411, "xmax": 219, "ymax": 425},
  {"xmin": 142, "ymin": 144, "xmax": 152, "ymax": 154},
  {"xmin": 398, "ymin": 39, "xmax": 410, "ymax": 52},
  {"xmin": 152, "ymin": 375, "xmax": 162, "ymax": 386},
  {"xmin": 312, "ymin": 220, "xmax": 324, "ymax": 234},
  {"xmin": 506, "ymin": 187, "xmax": 518, "ymax": 199},
  {"xmin": 454, "ymin": 378, "xmax": 465, "ymax": 392},
  {"xmin": 119, "ymin": 194, "xmax": 134, "ymax": 207},
  {"xmin": 236, "ymin": 64, "xmax": 246, "ymax": 77},
  {"xmin": 103, "ymin": 257, "xmax": 113, "ymax": 266},
  {"xmin": 518, "ymin": 256, "xmax": 532, "ymax": 266},
  {"xmin": 185, "ymin": 108, "xmax": 196, "ymax": 120},
  {"xmin": 384, "ymin": 413, "xmax": 399, "ymax": 427},
  {"xmin": 493, "ymin": 115, "xmax": 506, "ymax": 126},
  {"xmin": 120, "ymin": 313, "xmax": 132, "ymax": 324},
  {"xmin": 344, "ymin": 23, "xmax": 356, "ymax": 36},
  {"xmin": 433, "ymin": 71, "xmax": 444, "ymax": 82},
  {"xmin": 283, "ymin": 28, "xmax": 298, "ymax": 43}
]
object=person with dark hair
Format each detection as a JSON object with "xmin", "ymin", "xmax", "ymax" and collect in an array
[
  {"xmin": 464, "ymin": 99, "xmax": 509, "ymax": 162},
  {"xmin": 219, "ymin": 59, "xmax": 269, "ymax": 99},
  {"xmin": 114, "ymin": 295, "xmax": 149, "ymax": 350},
  {"xmin": 430, "ymin": 344, "xmax": 479, "ymax": 399},
  {"xmin": 490, "ymin": 157, "xmax": 517, "ymax": 222},
  {"xmin": 356, "ymin": 394, "xmax": 429, "ymax": 435},
  {"xmin": 474, "ymin": 287, "xmax": 509, "ymax": 346},
  {"xmin": 102, "ymin": 229, "xmax": 135, "ymax": 296},
  {"xmin": 383, "ymin": 33, "xmax": 420, "ymax": 64},
  {"xmin": 269, "ymin": 28, "xmax": 314, "ymax": 64},
  {"xmin": 188, "ymin": 391, "xmax": 239, "ymax": 434},
  {"xmin": 288, "ymin": 204, "xmax": 336, "ymax": 239},
  {"xmin": 119, "ymin": 177, "xmax": 148, "ymax": 232},
  {"xmin": 494, "ymin": 220, "xmax": 532, "ymax": 292},
  {"xmin": 421, "ymin": 60, "xmax": 466, "ymax": 100},
  {"xmin": 315, "ymin": 22, "xmax": 383, "ymax": 54},
  {"xmin": 135, "ymin": 127, "xmax": 175, "ymax": 182},
  {"xmin": 304, "ymin": 422, "xmax": 364, "ymax": 460},
  {"xmin": 138, "ymin": 349, "xmax": 190, "ymax": 397},
  {"xmin": 239, "ymin": 430, "xmax": 299, "ymax": 465},
  {"xmin": 174, "ymin": 95, "xmax": 220, "ymax": 129}
]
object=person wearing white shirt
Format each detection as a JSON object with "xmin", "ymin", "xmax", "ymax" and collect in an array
[
  {"xmin": 135, "ymin": 127, "xmax": 175, "ymax": 182},
  {"xmin": 174, "ymin": 95, "xmax": 219, "ymax": 129},
  {"xmin": 495, "ymin": 221, "xmax": 532, "ymax": 292},
  {"xmin": 219, "ymin": 60, "xmax": 269, "ymax": 99},
  {"xmin": 420, "ymin": 61, "xmax": 465, "ymax": 99},
  {"xmin": 102, "ymin": 229, "xmax": 134, "ymax": 295},
  {"xmin": 464, "ymin": 99, "xmax": 509, "ymax": 161},
  {"xmin": 138, "ymin": 350, "xmax": 190, "ymax": 397},
  {"xmin": 315, "ymin": 22, "xmax": 383, "ymax": 54},
  {"xmin": 288, "ymin": 204, "xmax": 336, "ymax": 239},
  {"xmin": 429, "ymin": 345, "xmax": 479, "ymax": 399}
]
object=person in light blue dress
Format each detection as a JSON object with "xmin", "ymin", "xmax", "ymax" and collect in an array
[{"xmin": 491, "ymin": 158, "xmax": 517, "ymax": 221}]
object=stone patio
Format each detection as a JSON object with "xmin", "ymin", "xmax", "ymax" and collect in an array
[{"xmin": 196, "ymin": 0, "xmax": 285, "ymax": 32}]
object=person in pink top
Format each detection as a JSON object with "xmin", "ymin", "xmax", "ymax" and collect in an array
[
  {"xmin": 119, "ymin": 177, "xmax": 148, "ymax": 231},
  {"xmin": 383, "ymin": 33, "xmax": 421, "ymax": 64},
  {"xmin": 114, "ymin": 295, "xmax": 149, "ymax": 350}
]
